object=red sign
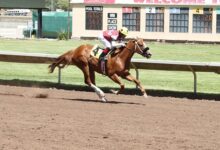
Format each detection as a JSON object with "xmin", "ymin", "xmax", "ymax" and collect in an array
[
  {"xmin": 81, "ymin": 0, "xmax": 220, "ymax": 5},
  {"xmin": 133, "ymin": 0, "xmax": 220, "ymax": 4},
  {"xmin": 84, "ymin": 0, "xmax": 115, "ymax": 3},
  {"xmin": 122, "ymin": 7, "xmax": 133, "ymax": 13}
]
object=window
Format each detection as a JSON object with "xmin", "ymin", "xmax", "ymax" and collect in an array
[
  {"xmin": 193, "ymin": 8, "xmax": 212, "ymax": 33},
  {"xmin": 85, "ymin": 6, "xmax": 103, "ymax": 30},
  {"xmin": 146, "ymin": 7, "xmax": 164, "ymax": 32},
  {"xmin": 169, "ymin": 8, "xmax": 189, "ymax": 33},
  {"xmin": 217, "ymin": 15, "xmax": 220, "ymax": 33},
  {"xmin": 122, "ymin": 7, "xmax": 140, "ymax": 31}
]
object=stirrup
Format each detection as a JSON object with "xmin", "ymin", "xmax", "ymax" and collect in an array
[{"xmin": 101, "ymin": 60, "xmax": 106, "ymax": 75}]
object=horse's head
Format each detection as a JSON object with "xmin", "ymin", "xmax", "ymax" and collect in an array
[{"xmin": 127, "ymin": 38, "xmax": 152, "ymax": 59}]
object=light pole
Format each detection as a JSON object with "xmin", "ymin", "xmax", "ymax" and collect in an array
[
  {"xmin": 67, "ymin": 0, "xmax": 71, "ymax": 40},
  {"xmin": 51, "ymin": 0, "xmax": 53, "ymax": 11}
]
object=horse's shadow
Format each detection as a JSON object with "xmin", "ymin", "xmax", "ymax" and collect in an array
[{"xmin": 60, "ymin": 98, "xmax": 145, "ymax": 106}]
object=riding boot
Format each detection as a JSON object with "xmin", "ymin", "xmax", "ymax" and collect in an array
[
  {"xmin": 100, "ymin": 48, "xmax": 111, "ymax": 60},
  {"xmin": 99, "ymin": 48, "xmax": 110, "ymax": 75}
]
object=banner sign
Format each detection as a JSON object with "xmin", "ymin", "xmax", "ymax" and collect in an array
[
  {"xmin": 108, "ymin": 25, "xmax": 117, "ymax": 30},
  {"xmin": 85, "ymin": 6, "xmax": 103, "ymax": 12},
  {"xmin": 72, "ymin": 0, "xmax": 220, "ymax": 5},
  {"xmin": 84, "ymin": 0, "xmax": 115, "ymax": 4},
  {"xmin": 108, "ymin": 13, "xmax": 117, "ymax": 18},
  {"xmin": 130, "ymin": 0, "xmax": 220, "ymax": 5},
  {"xmin": 108, "ymin": 19, "xmax": 117, "ymax": 24},
  {"xmin": 122, "ymin": 7, "xmax": 133, "ymax": 13}
]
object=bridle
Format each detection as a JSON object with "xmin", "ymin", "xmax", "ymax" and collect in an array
[
  {"xmin": 126, "ymin": 40, "xmax": 145, "ymax": 55},
  {"xmin": 135, "ymin": 41, "xmax": 146, "ymax": 55}
]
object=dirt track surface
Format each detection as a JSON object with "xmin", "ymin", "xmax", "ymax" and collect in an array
[{"xmin": 0, "ymin": 85, "xmax": 220, "ymax": 150}]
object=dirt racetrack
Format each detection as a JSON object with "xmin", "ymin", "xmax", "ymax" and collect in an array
[{"xmin": 0, "ymin": 85, "xmax": 220, "ymax": 150}]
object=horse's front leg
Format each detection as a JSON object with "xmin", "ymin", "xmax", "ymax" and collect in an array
[
  {"xmin": 122, "ymin": 73, "xmax": 148, "ymax": 98},
  {"xmin": 108, "ymin": 74, "xmax": 125, "ymax": 95}
]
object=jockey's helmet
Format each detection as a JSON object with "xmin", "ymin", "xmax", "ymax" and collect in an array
[{"xmin": 119, "ymin": 27, "xmax": 128, "ymax": 36}]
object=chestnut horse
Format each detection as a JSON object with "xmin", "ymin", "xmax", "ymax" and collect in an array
[{"xmin": 48, "ymin": 38, "xmax": 151, "ymax": 102}]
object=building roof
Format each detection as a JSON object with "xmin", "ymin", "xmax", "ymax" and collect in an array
[{"xmin": 0, "ymin": 0, "xmax": 46, "ymax": 9}]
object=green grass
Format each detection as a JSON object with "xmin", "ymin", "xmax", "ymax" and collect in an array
[{"xmin": 0, "ymin": 39, "xmax": 220, "ymax": 94}]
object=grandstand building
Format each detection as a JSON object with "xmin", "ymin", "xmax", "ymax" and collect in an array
[{"xmin": 71, "ymin": 0, "xmax": 220, "ymax": 42}]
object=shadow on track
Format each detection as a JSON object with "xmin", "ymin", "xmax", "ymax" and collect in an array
[
  {"xmin": 0, "ymin": 79, "xmax": 219, "ymax": 101},
  {"xmin": 61, "ymin": 98, "xmax": 145, "ymax": 106}
]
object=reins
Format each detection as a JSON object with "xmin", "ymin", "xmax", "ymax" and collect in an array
[{"xmin": 125, "ymin": 41, "xmax": 144, "ymax": 54}]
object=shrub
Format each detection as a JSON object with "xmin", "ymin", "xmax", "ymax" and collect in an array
[{"xmin": 57, "ymin": 31, "xmax": 68, "ymax": 40}]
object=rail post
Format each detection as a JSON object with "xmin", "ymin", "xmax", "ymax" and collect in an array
[
  {"xmin": 131, "ymin": 63, "xmax": 139, "ymax": 89},
  {"xmin": 188, "ymin": 66, "xmax": 197, "ymax": 95},
  {"xmin": 58, "ymin": 67, "xmax": 61, "ymax": 84}
]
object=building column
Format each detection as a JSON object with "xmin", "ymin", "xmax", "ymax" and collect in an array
[
  {"xmin": 164, "ymin": 6, "xmax": 169, "ymax": 34},
  {"xmin": 212, "ymin": 7, "xmax": 217, "ymax": 34},
  {"xmin": 37, "ymin": 8, "xmax": 42, "ymax": 38},
  {"xmin": 140, "ymin": 7, "xmax": 146, "ymax": 34},
  {"xmin": 188, "ymin": 7, "xmax": 193, "ymax": 33}
]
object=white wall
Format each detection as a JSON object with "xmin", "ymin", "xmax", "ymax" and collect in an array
[{"xmin": 71, "ymin": 4, "xmax": 220, "ymax": 42}]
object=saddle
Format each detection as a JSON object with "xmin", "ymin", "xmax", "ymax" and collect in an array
[{"xmin": 91, "ymin": 45, "xmax": 121, "ymax": 75}]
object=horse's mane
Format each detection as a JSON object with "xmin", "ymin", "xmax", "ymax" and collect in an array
[{"xmin": 111, "ymin": 46, "xmax": 125, "ymax": 57}]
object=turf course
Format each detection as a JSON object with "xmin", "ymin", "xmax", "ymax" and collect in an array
[{"xmin": 0, "ymin": 39, "xmax": 219, "ymax": 94}]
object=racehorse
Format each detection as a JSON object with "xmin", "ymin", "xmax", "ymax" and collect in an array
[{"xmin": 48, "ymin": 38, "xmax": 152, "ymax": 102}]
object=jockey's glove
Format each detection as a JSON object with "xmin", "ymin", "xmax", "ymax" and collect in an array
[{"xmin": 112, "ymin": 41, "xmax": 126, "ymax": 48}]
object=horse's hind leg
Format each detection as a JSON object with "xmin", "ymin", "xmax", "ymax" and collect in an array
[
  {"xmin": 78, "ymin": 63, "xmax": 107, "ymax": 102},
  {"xmin": 109, "ymin": 74, "xmax": 125, "ymax": 95},
  {"xmin": 122, "ymin": 74, "xmax": 148, "ymax": 98}
]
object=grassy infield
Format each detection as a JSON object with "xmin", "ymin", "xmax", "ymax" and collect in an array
[{"xmin": 0, "ymin": 39, "xmax": 219, "ymax": 94}]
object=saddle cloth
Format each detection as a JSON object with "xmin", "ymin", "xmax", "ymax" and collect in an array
[
  {"xmin": 91, "ymin": 45, "xmax": 103, "ymax": 59},
  {"xmin": 91, "ymin": 45, "xmax": 107, "ymax": 75}
]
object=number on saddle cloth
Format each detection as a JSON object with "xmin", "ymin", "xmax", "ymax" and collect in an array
[{"xmin": 91, "ymin": 45, "xmax": 104, "ymax": 59}]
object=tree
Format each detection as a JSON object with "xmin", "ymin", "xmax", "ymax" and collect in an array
[
  {"xmin": 57, "ymin": 0, "xmax": 69, "ymax": 11},
  {"xmin": 45, "ymin": 0, "xmax": 69, "ymax": 11}
]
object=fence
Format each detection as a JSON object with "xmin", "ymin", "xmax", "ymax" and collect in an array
[
  {"xmin": 0, "ymin": 50, "xmax": 220, "ymax": 94},
  {"xmin": 32, "ymin": 11, "xmax": 72, "ymax": 38}
]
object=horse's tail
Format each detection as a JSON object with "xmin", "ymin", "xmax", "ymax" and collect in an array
[
  {"xmin": 48, "ymin": 56, "xmax": 65, "ymax": 73},
  {"xmin": 48, "ymin": 52, "xmax": 72, "ymax": 73}
]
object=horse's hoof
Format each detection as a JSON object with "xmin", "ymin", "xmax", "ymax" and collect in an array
[
  {"xmin": 143, "ymin": 93, "xmax": 148, "ymax": 98},
  {"xmin": 101, "ymin": 97, "xmax": 107, "ymax": 102},
  {"xmin": 110, "ymin": 89, "xmax": 118, "ymax": 94}
]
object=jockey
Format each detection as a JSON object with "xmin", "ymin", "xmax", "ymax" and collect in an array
[{"xmin": 98, "ymin": 27, "xmax": 128, "ymax": 59}]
